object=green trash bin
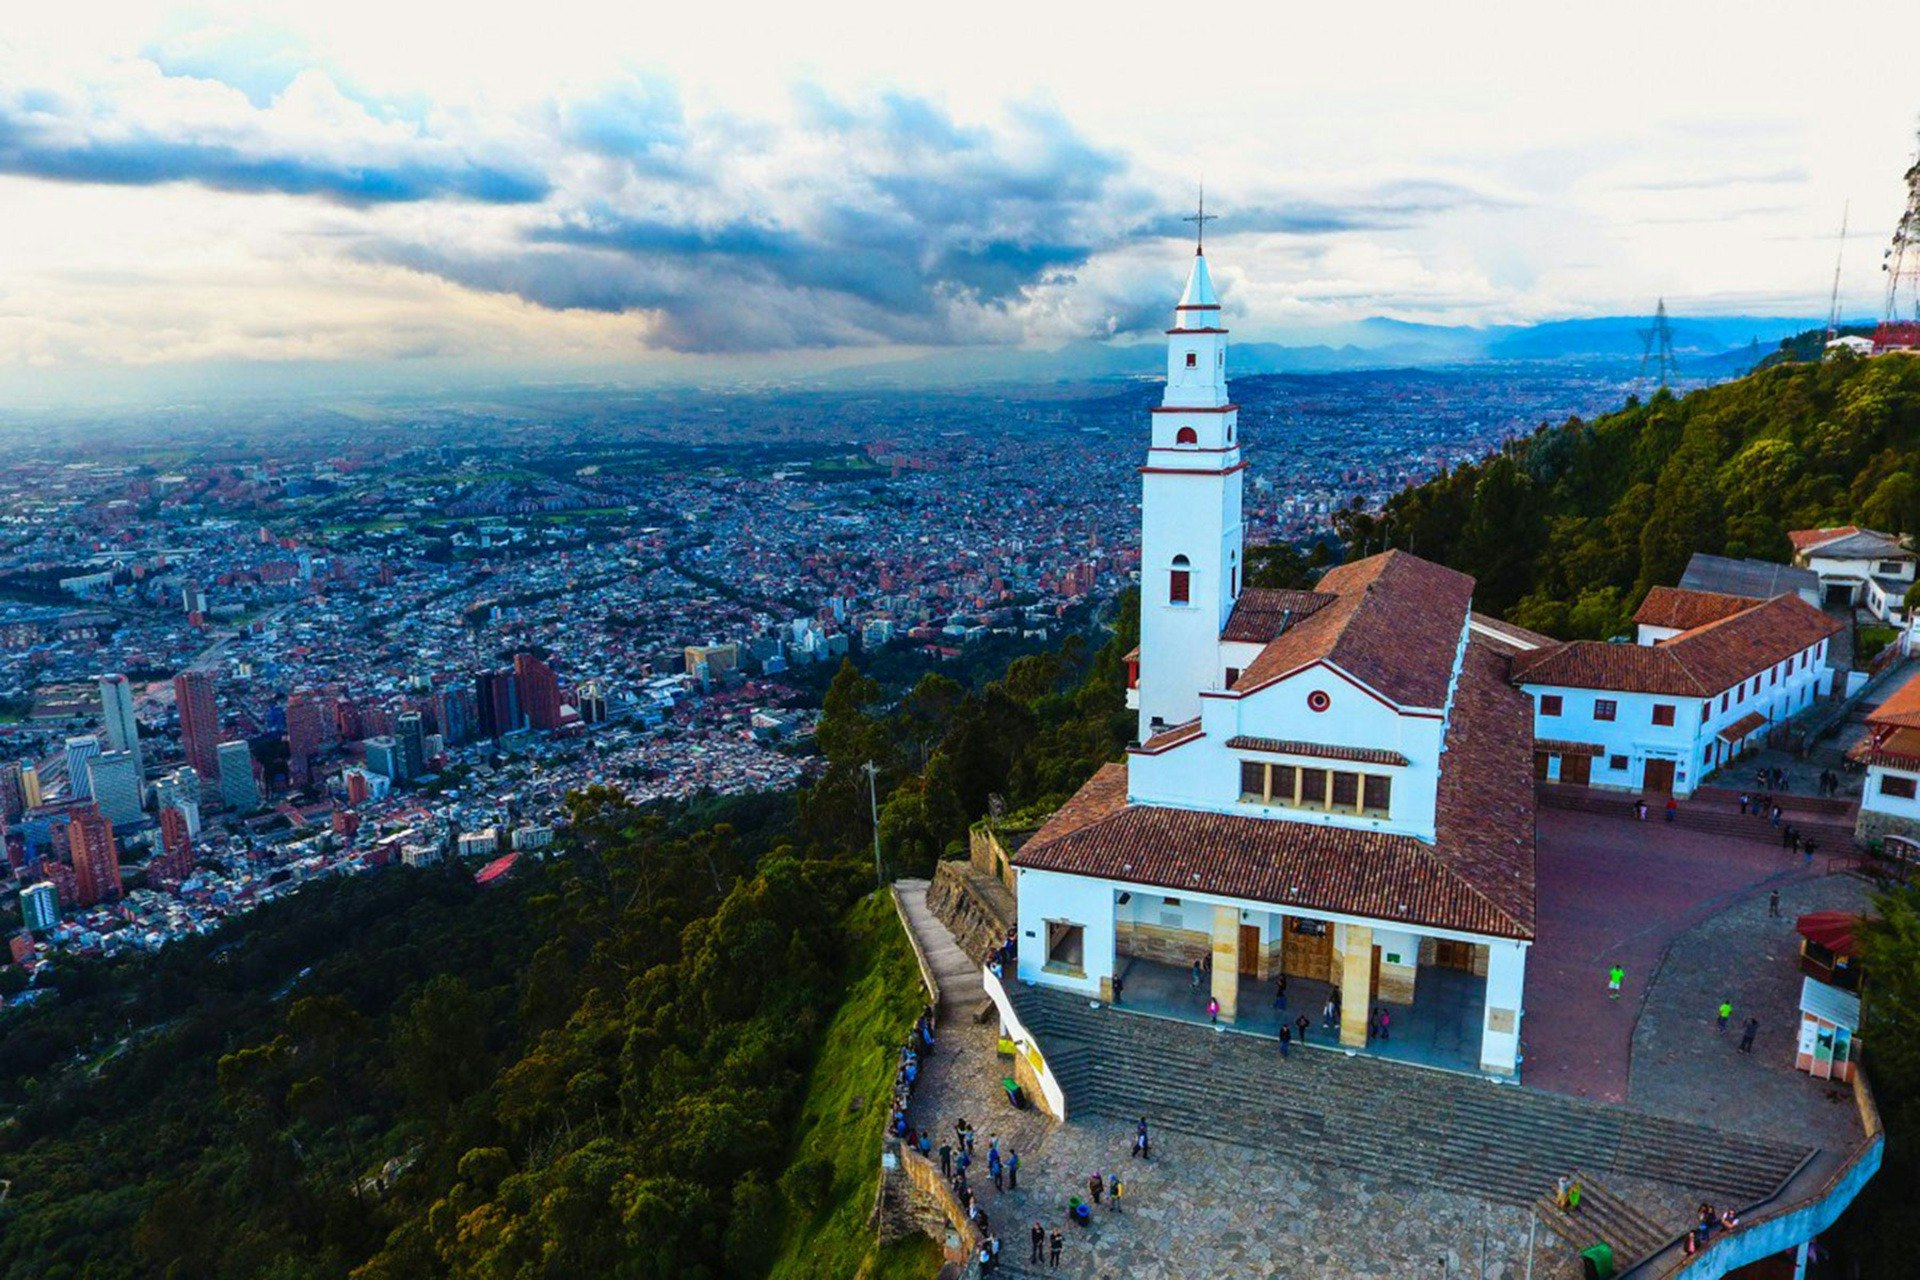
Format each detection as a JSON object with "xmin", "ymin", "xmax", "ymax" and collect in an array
[{"xmin": 1580, "ymin": 1242, "xmax": 1615, "ymax": 1280}]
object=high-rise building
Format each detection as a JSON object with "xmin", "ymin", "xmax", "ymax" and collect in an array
[
  {"xmin": 149, "ymin": 806, "xmax": 196, "ymax": 887},
  {"xmin": 87, "ymin": 750, "xmax": 143, "ymax": 829},
  {"xmin": 67, "ymin": 802, "xmax": 122, "ymax": 908},
  {"xmin": 152, "ymin": 766, "xmax": 202, "ymax": 837},
  {"xmin": 157, "ymin": 804, "xmax": 192, "ymax": 857},
  {"xmin": 286, "ymin": 689, "xmax": 329, "ymax": 788},
  {"xmin": 577, "ymin": 680, "xmax": 607, "ymax": 725},
  {"xmin": 19, "ymin": 762, "xmax": 42, "ymax": 810},
  {"xmin": 174, "ymin": 670, "xmax": 221, "ymax": 783},
  {"xmin": 97, "ymin": 673, "xmax": 144, "ymax": 787},
  {"xmin": 477, "ymin": 669, "xmax": 520, "ymax": 739},
  {"xmin": 20, "ymin": 881, "xmax": 58, "ymax": 932},
  {"xmin": 217, "ymin": 741, "xmax": 259, "ymax": 813},
  {"xmin": 364, "ymin": 735, "xmax": 400, "ymax": 781},
  {"xmin": 0, "ymin": 761, "xmax": 25, "ymax": 823},
  {"xmin": 514, "ymin": 653, "xmax": 564, "ymax": 732},
  {"xmin": 396, "ymin": 711, "xmax": 426, "ymax": 780},
  {"xmin": 63, "ymin": 735, "xmax": 101, "ymax": 801}
]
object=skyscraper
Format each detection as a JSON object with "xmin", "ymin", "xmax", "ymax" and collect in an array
[
  {"xmin": 174, "ymin": 670, "xmax": 221, "ymax": 783},
  {"xmin": 514, "ymin": 653, "xmax": 564, "ymax": 732},
  {"xmin": 98, "ymin": 673, "xmax": 144, "ymax": 788},
  {"xmin": 477, "ymin": 669, "xmax": 520, "ymax": 739},
  {"xmin": 63, "ymin": 735, "xmax": 101, "ymax": 801},
  {"xmin": 363, "ymin": 735, "xmax": 400, "ymax": 781},
  {"xmin": 87, "ymin": 750, "xmax": 143, "ymax": 829},
  {"xmin": 152, "ymin": 766, "xmax": 202, "ymax": 836},
  {"xmin": 19, "ymin": 762, "xmax": 42, "ymax": 810},
  {"xmin": 67, "ymin": 802, "xmax": 122, "ymax": 907},
  {"xmin": 20, "ymin": 881, "xmax": 58, "ymax": 932},
  {"xmin": 217, "ymin": 740, "xmax": 259, "ymax": 813},
  {"xmin": 0, "ymin": 761, "xmax": 25, "ymax": 823},
  {"xmin": 396, "ymin": 711, "xmax": 426, "ymax": 781},
  {"xmin": 286, "ymin": 689, "xmax": 328, "ymax": 789}
]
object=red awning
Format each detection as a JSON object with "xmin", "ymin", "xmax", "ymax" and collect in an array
[
  {"xmin": 1795, "ymin": 911, "xmax": 1863, "ymax": 956},
  {"xmin": 1717, "ymin": 711, "xmax": 1768, "ymax": 744}
]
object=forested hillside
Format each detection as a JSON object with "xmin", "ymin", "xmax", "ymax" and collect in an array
[
  {"xmin": 1328, "ymin": 351, "xmax": 1920, "ymax": 638},
  {"xmin": 0, "ymin": 598, "xmax": 1138, "ymax": 1280}
]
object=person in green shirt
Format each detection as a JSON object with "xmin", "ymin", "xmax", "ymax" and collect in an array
[
  {"xmin": 1608, "ymin": 964, "xmax": 1624, "ymax": 999},
  {"xmin": 1718, "ymin": 1000, "xmax": 1733, "ymax": 1031}
]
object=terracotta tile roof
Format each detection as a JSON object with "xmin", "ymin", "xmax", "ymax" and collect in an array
[
  {"xmin": 1221, "ymin": 588, "xmax": 1336, "ymax": 643},
  {"xmin": 1633, "ymin": 586, "xmax": 1761, "ymax": 633},
  {"xmin": 1017, "ymin": 642, "xmax": 1535, "ymax": 939},
  {"xmin": 1469, "ymin": 612, "xmax": 1556, "ymax": 656},
  {"xmin": 1788, "ymin": 525, "xmax": 1860, "ymax": 554},
  {"xmin": 1133, "ymin": 718, "xmax": 1203, "ymax": 753},
  {"xmin": 1223, "ymin": 736, "xmax": 1411, "ymax": 767},
  {"xmin": 1534, "ymin": 738, "xmax": 1603, "ymax": 757},
  {"xmin": 1511, "ymin": 594, "xmax": 1842, "ymax": 697},
  {"xmin": 1716, "ymin": 710, "xmax": 1768, "ymax": 743},
  {"xmin": 1866, "ymin": 669, "xmax": 1920, "ymax": 731},
  {"xmin": 1849, "ymin": 724, "xmax": 1920, "ymax": 769},
  {"xmin": 1234, "ymin": 551, "xmax": 1475, "ymax": 709}
]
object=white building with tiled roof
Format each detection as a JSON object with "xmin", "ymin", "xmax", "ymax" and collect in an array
[
  {"xmin": 1512, "ymin": 589, "xmax": 1842, "ymax": 796},
  {"xmin": 1013, "ymin": 247, "xmax": 1539, "ymax": 1078},
  {"xmin": 1789, "ymin": 525, "xmax": 1917, "ymax": 626}
]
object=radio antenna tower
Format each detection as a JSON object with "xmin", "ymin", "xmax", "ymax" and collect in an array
[
  {"xmin": 1827, "ymin": 201, "xmax": 1850, "ymax": 341},
  {"xmin": 1638, "ymin": 298, "xmax": 1677, "ymax": 392},
  {"xmin": 1884, "ymin": 125, "xmax": 1920, "ymax": 325}
]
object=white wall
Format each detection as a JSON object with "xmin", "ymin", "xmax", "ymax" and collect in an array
[
  {"xmin": 1014, "ymin": 868, "xmax": 1115, "ymax": 996},
  {"xmin": 1862, "ymin": 763, "xmax": 1920, "ymax": 821},
  {"xmin": 1480, "ymin": 940, "xmax": 1527, "ymax": 1076}
]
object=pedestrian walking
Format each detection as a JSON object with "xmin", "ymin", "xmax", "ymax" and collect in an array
[
  {"xmin": 1665, "ymin": 797, "xmax": 1678, "ymax": 823},
  {"xmin": 1207, "ymin": 995, "xmax": 1220, "ymax": 1023},
  {"xmin": 1190, "ymin": 958, "xmax": 1203, "ymax": 989},
  {"xmin": 1279, "ymin": 1024, "xmax": 1292, "ymax": 1059},
  {"xmin": 1636, "ymin": 799, "xmax": 1648, "ymax": 821},
  {"xmin": 1782, "ymin": 823, "xmax": 1797, "ymax": 850},
  {"xmin": 1718, "ymin": 1000, "xmax": 1733, "ymax": 1031},
  {"xmin": 1377, "ymin": 1007, "xmax": 1391, "ymax": 1041},
  {"xmin": 1297, "ymin": 1013, "xmax": 1311, "ymax": 1044},
  {"xmin": 1111, "ymin": 973, "xmax": 1124, "ymax": 1005},
  {"xmin": 1274, "ymin": 974, "xmax": 1288, "ymax": 1010},
  {"xmin": 1739, "ymin": 793, "xmax": 1750, "ymax": 815},
  {"xmin": 1608, "ymin": 963, "xmax": 1624, "ymax": 999},
  {"xmin": 1771, "ymin": 805, "xmax": 1782, "ymax": 827},
  {"xmin": 939, "ymin": 1141, "xmax": 952, "ymax": 1178},
  {"xmin": 1740, "ymin": 1017, "xmax": 1759, "ymax": 1053},
  {"xmin": 1769, "ymin": 889, "xmax": 1781, "ymax": 918},
  {"xmin": 1088, "ymin": 1171, "xmax": 1104, "ymax": 1206},
  {"xmin": 1007, "ymin": 1150, "xmax": 1019, "ymax": 1191},
  {"xmin": 1049, "ymin": 1228, "xmax": 1063, "ymax": 1269},
  {"xmin": 1030, "ymin": 1222, "xmax": 1045, "ymax": 1265},
  {"xmin": 989, "ymin": 1149, "xmax": 1003, "ymax": 1192},
  {"xmin": 1805, "ymin": 838, "xmax": 1819, "ymax": 866},
  {"xmin": 1109, "ymin": 1174, "xmax": 1124, "ymax": 1213}
]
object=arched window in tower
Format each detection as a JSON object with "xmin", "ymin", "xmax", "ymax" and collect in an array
[
  {"xmin": 1169, "ymin": 555, "xmax": 1191, "ymax": 605},
  {"xmin": 1185, "ymin": 351, "xmax": 1198, "ymax": 368},
  {"xmin": 1175, "ymin": 426, "xmax": 1198, "ymax": 445}
]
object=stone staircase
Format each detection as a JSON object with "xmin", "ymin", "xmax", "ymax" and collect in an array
[
  {"xmin": 1014, "ymin": 986, "xmax": 1811, "ymax": 1212},
  {"xmin": 1538, "ymin": 784, "xmax": 1856, "ymax": 849},
  {"xmin": 1533, "ymin": 1172, "xmax": 1672, "ymax": 1269}
]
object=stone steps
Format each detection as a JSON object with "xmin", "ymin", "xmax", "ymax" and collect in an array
[
  {"xmin": 1538, "ymin": 785, "xmax": 1855, "ymax": 847},
  {"xmin": 1013, "ymin": 986, "xmax": 1811, "ymax": 1211},
  {"xmin": 1533, "ymin": 1171, "xmax": 1672, "ymax": 1266}
]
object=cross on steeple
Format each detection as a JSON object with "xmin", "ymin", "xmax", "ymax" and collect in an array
[{"xmin": 1183, "ymin": 185, "xmax": 1217, "ymax": 253}]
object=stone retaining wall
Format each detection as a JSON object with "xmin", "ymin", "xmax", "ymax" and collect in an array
[
  {"xmin": 928, "ymin": 859, "xmax": 1014, "ymax": 966},
  {"xmin": 1853, "ymin": 806, "xmax": 1920, "ymax": 846},
  {"xmin": 877, "ymin": 1140, "xmax": 980, "ymax": 1273}
]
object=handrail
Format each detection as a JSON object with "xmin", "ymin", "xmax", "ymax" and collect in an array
[
  {"xmin": 889, "ymin": 884, "xmax": 943, "ymax": 1009},
  {"xmin": 1622, "ymin": 1068, "xmax": 1884, "ymax": 1278}
]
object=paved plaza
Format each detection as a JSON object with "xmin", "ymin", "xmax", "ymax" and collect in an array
[{"xmin": 897, "ymin": 799, "xmax": 1883, "ymax": 1279}]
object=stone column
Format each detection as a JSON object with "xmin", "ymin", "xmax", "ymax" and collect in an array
[
  {"xmin": 1210, "ymin": 905, "xmax": 1239, "ymax": 1023},
  {"xmin": 1338, "ymin": 924, "xmax": 1373, "ymax": 1048}
]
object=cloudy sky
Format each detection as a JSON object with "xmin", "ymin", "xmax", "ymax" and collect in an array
[{"xmin": 1, "ymin": 0, "xmax": 1916, "ymax": 400}]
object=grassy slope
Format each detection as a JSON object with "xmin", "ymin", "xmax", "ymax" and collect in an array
[{"xmin": 766, "ymin": 891, "xmax": 942, "ymax": 1280}]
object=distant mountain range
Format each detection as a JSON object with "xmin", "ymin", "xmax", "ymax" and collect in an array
[{"xmin": 821, "ymin": 314, "xmax": 1864, "ymax": 387}]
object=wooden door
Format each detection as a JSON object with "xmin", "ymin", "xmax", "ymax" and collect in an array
[
  {"xmin": 1560, "ymin": 753, "xmax": 1592, "ymax": 786},
  {"xmin": 1369, "ymin": 945, "xmax": 1381, "ymax": 1001},
  {"xmin": 1533, "ymin": 751, "xmax": 1551, "ymax": 780},
  {"xmin": 1282, "ymin": 920, "xmax": 1332, "ymax": 981},
  {"xmin": 1434, "ymin": 939, "xmax": 1477, "ymax": 971},
  {"xmin": 1643, "ymin": 758, "xmax": 1675, "ymax": 794},
  {"xmin": 1238, "ymin": 925, "xmax": 1261, "ymax": 977}
]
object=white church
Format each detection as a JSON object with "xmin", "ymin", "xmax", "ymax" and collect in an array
[{"xmin": 1012, "ymin": 245, "xmax": 1539, "ymax": 1077}]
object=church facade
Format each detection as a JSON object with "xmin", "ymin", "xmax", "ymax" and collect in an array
[{"xmin": 1011, "ymin": 247, "xmax": 1539, "ymax": 1078}]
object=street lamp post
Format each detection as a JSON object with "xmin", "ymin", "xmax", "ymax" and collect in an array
[{"xmin": 862, "ymin": 759, "xmax": 883, "ymax": 888}]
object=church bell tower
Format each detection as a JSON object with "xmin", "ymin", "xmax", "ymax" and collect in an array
[{"xmin": 1136, "ymin": 226, "xmax": 1244, "ymax": 740}]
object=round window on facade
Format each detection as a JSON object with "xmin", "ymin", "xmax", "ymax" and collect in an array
[{"xmin": 1307, "ymin": 690, "xmax": 1331, "ymax": 713}]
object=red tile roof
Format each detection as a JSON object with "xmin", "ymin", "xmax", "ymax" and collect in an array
[
  {"xmin": 1788, "ymin": 525, "xmax": 1859, "ymax": 554},
  {"xmin": 1716, "ymin": 710, "xmax": 1768, "ymax": 743},
  {"xmin": 1469, "ymin": 612, "xmax": 1556, "ymax": 656},
  {"xmin": 1224, "ymin": 736, "xmax": 1410, "ymax": 767},
  {"xmin": 1633, "ymin": 586, "xmax": 1760, "ymax": 633},
  {"xmin": 1234, "ymin": 551, "xmax": 1474, "ymax": 709},
  {"xmin": 1867, "ymin": 669, "xmax": 1920, "ymax": 731},
  {"xmin": 1017, "ymin": 642, "xmax": 1535, "ymax": 939},
  {"xmin": 1221, "ymin": 588, "xmax": 1336, "ymax": 643},
  {"xmin": 1133, "ymin": 718, "xmax": 1204, "ymax": 753},
  {"xmin": 1512, "ymin": 594, "xmax": 1842, "ymax": 697}
]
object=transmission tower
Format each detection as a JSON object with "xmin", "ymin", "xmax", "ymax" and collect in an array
[
  {"xmin": 1637, "ymin": 298, "xmax": 1677, "ymax": 392},
  {"xmin": 1827, "ymin": 201, "xmax": 1850, "ymax": 341},
  {"xmin": 1884, "ymin": 126, "xmax": 1920, "ymax": 326}
]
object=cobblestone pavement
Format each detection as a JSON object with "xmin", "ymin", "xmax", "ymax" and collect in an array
[
  {"xmin": 1629, "ymin": 873, "xmax": 1871, "ymax": 1173},
  {"xmin": 1525, "ymin": 807, "xmax": 1823, "ymax": 1101}
]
